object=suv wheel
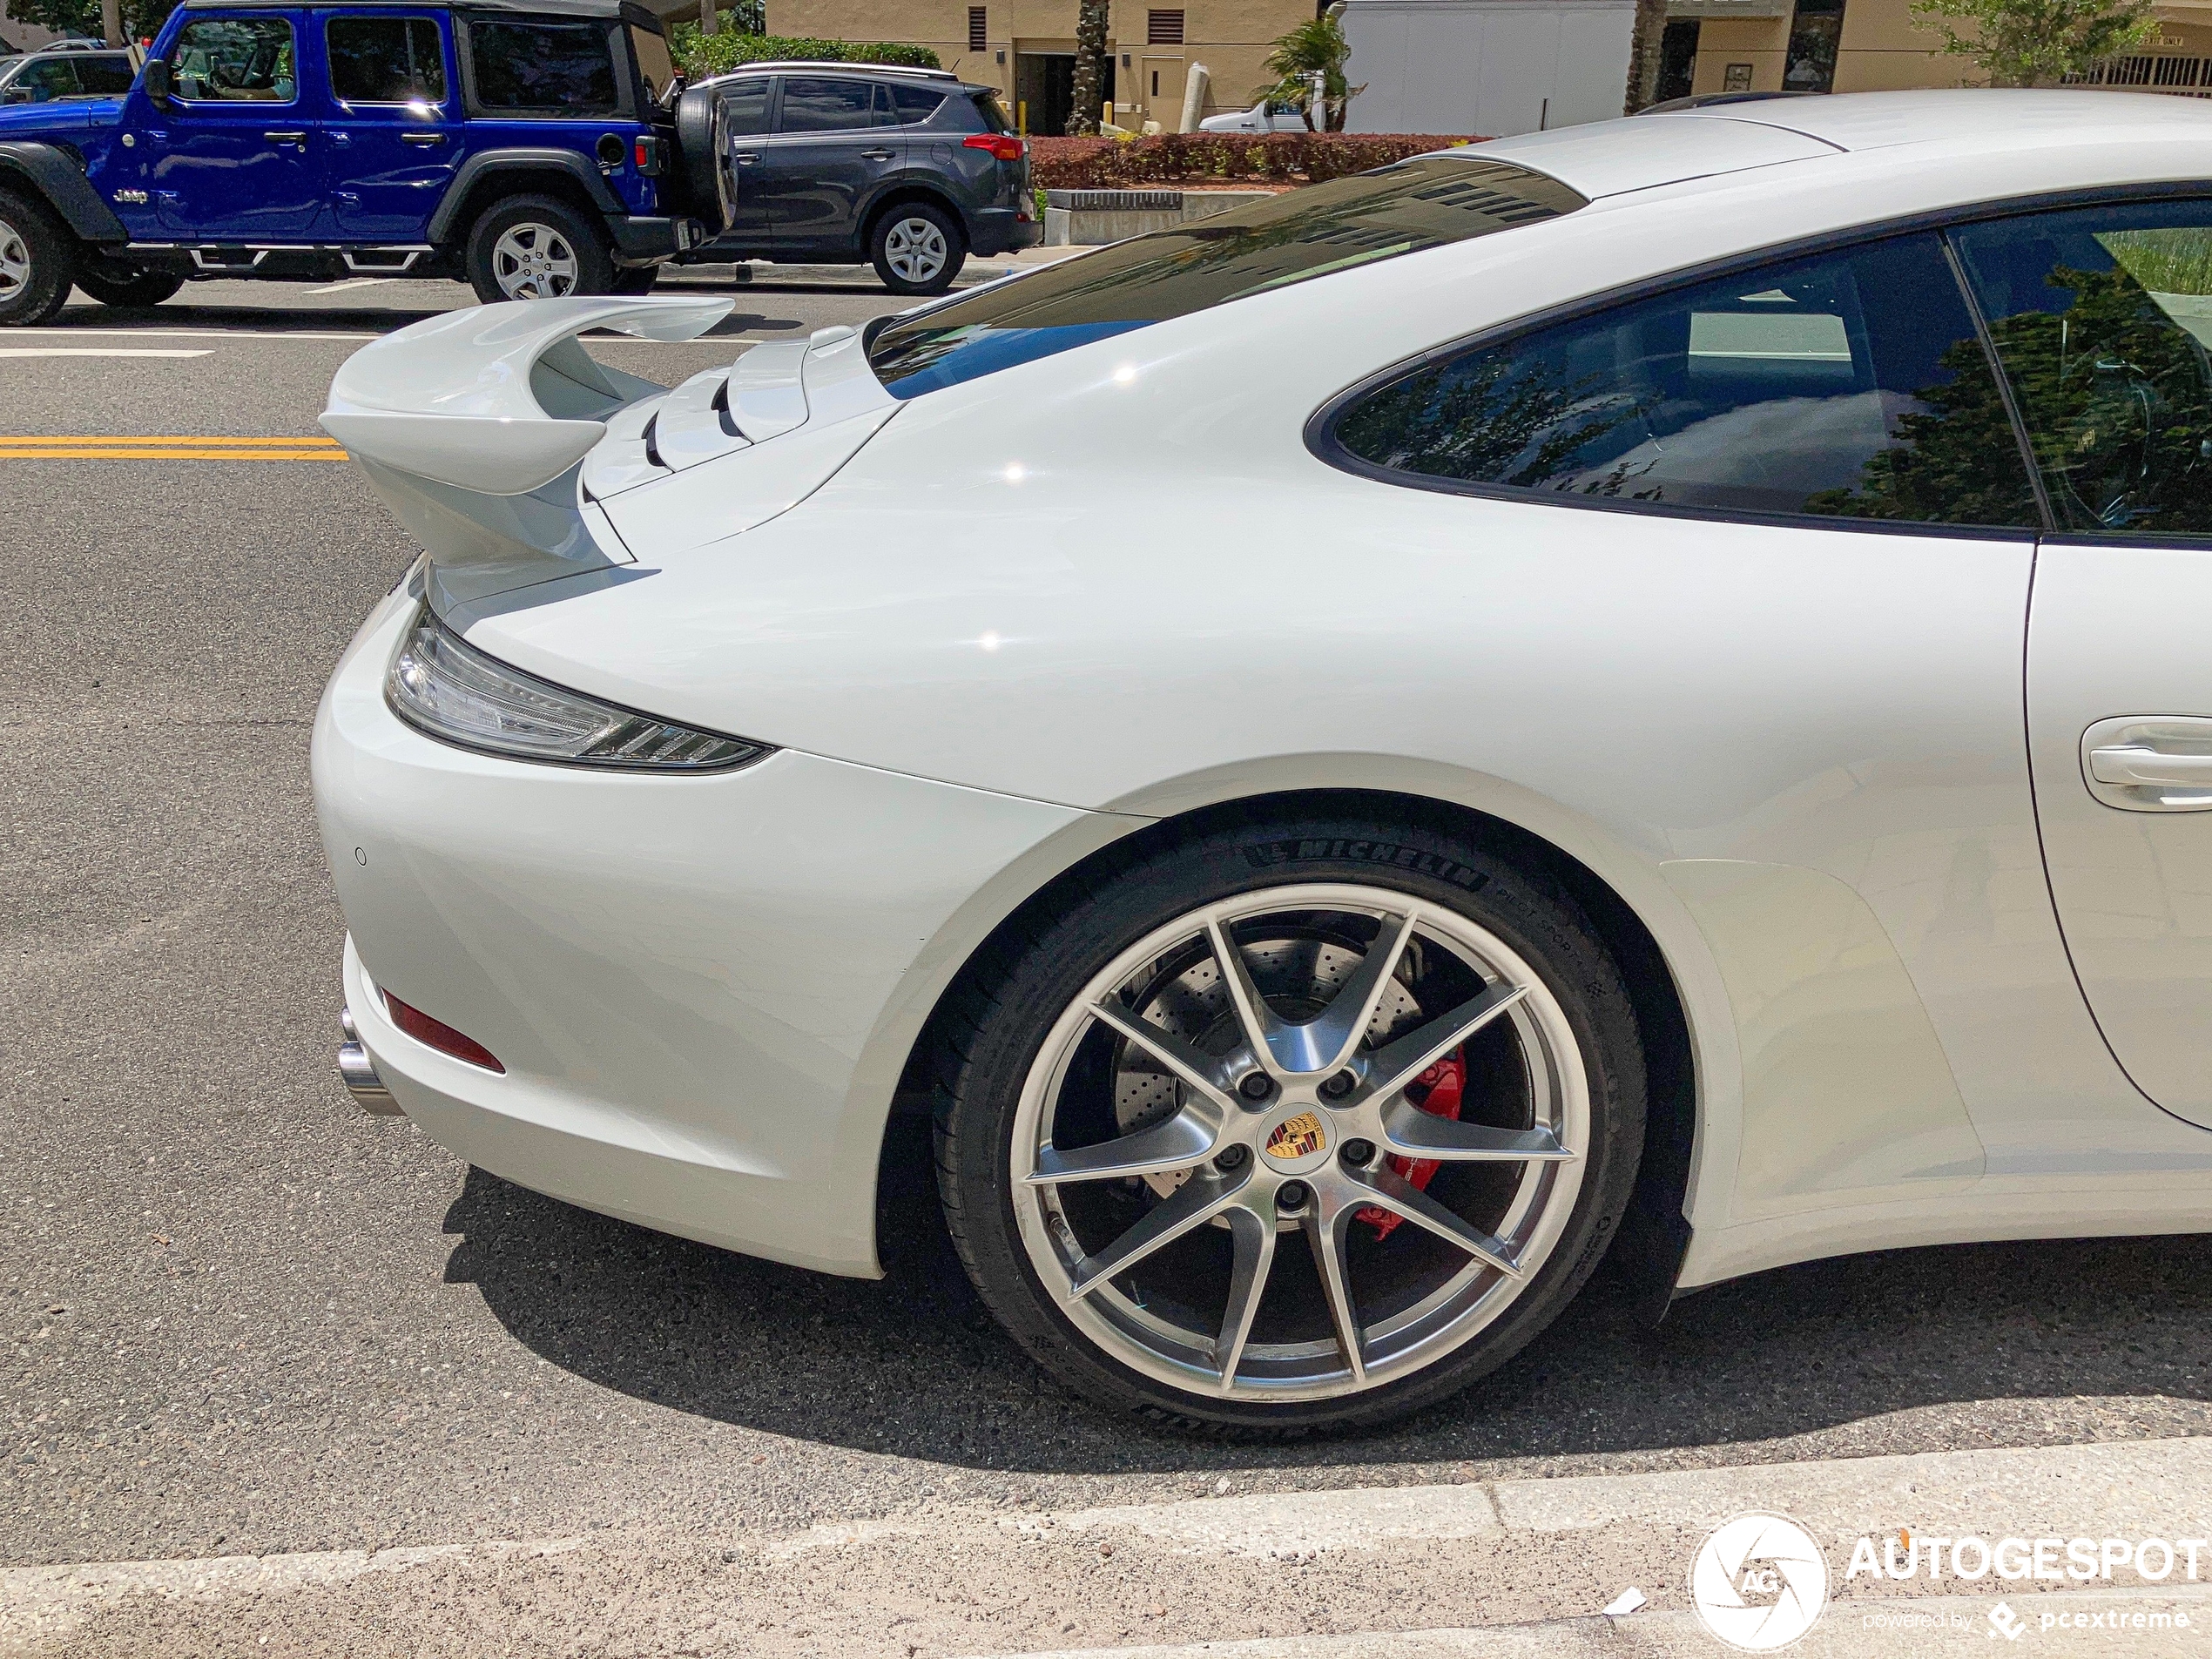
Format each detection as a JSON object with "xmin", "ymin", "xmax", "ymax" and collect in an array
[
  {"xmin": 0, "ymin": 187, "xmax": 77, "ymax": 327},
  {"xmin": 466, "ymin": 195, "xmax": 614, "ymax": 304},
  {"xmin": 870, "ymin": 201, "xmax": 964, "ymax": 296},
  {"xmin": 74, "ymin": 260, "xmax": 185, "ymax": 310},
  {"xmin": 934, "ymin": 814, "xmax": 1647, "ymax": 1433}
]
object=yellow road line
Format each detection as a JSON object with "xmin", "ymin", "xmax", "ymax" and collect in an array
[
  {"xmin": 0, "ymin": 448, "xmax": 349, "ymax": 461},
  {"xmin": 0, "ymin": 435, "xmax": 342, "ymax": 446}
]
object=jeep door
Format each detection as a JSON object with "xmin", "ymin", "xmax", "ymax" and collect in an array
[
  {"xmin": 150, "ymin": 10, "xmax": 325, "ymax": 240},
  {"xmin": 743, "ymin": 74, "xmax": 901, "ymax": 253},
  {"xmin": 322, "ymin": 10, "xmax": 458, "ymax": 245}
]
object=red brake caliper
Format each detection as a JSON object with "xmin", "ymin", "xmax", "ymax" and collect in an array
[{"xmin": 1357, "ymin": 1053, "xmax": 1464, "ymax": 1240}]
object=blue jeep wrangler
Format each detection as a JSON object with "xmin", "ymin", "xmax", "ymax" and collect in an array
[{"xmin": 0, "ymin": 0, "xmax": 733, "ymax": 324}]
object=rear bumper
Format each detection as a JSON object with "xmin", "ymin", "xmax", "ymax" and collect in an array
[
  {"xmin": 606, "ymin": 214, "xmax": 706, "ymax": 264},
  {"xmin": 312, "ymin": 582, "xmax": 1092, "ymax": 1277},
  {"xmin": 970, "ymin": 206, "xmax": 1043, "ymax": 256}
]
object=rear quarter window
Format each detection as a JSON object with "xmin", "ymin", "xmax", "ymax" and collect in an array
[
  {"xmin": 466, "ymin": 17, "xmax": 620, "ymax": 115},
  {"xmin": 867, "ymin": 154, "xmax": 1583, "ymax": 398}
]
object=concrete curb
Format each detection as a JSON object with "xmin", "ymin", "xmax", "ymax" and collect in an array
[{"xmin": 9, "ymin": 1436, "xmax": 2212, "ymax": 1656}]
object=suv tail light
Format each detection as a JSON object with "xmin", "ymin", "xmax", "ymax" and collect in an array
[
  {"xmin": 386, "ymin": 990, "xmax": 505, "ymax": 1074},
  {"xmin": 963, "ymin": 133, "xmax": 1026, "ymax": 162},
  {"xmin": 633, "ymin": 133, "xmax": 667, "ymax": 176}
]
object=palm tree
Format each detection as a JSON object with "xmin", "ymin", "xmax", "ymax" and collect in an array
[
  {"xmin": 1069, "ymin": 0, "xmax": 1109, "ymax": 133},
  {"xmin": 1623, "ymin": 0, "xmax": 1669, "ymax": 111},
  {"xmin": 1258, "ymin": 12, "xmax": 1361, "ymax": 131}
]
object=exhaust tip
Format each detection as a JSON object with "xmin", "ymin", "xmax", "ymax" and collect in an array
[{"xmin": 339, "ymin": 1010, "xmax": 403, "ymax": 1116}]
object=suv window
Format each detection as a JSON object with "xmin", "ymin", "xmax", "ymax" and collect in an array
[
  {"xmin": 328, "ymin": 17, "xmax": 445, "ymax": 104},
  {"xmin": 868, "ymin": 155, "xmax": 1584, "ymax": 398},
  {"xmin": 1329, "ymin": 232, "xmax": 2040, "ymax": 528},
  {"xmin": 172, "ymin": 17, "xmax": 296, "ymax": 102},
  {"xmin": 968, "ymin": 90, "xmax": 1009, "ymax": 132},
  {"xmin": 73, "ymin": 52, "xmax": 135, "ymax": 94},
  {"xmin": 1954, "ymin": 199, "xmax": 2212, "ymax": 536},
  {"xmin": 7, "ymin": 57, "xmax": 79, "ymax": 98},
  {"xmin": 879, "ymin": 81, "xmax": 943, "ymax": 125},
  {"xmin": 779, "ymin": 75, "xmax": 872, "ymax": 132},
  {"xmin": 628, "ymin": 21, "xmax": 672, "ymax": 104},
  {"xmin": 721, "ymin": 76, "xmax": 770, "ymax": 134},
  {"xmin": 467, "ymin": 17, "xmax": 617, "ymax": 115}
]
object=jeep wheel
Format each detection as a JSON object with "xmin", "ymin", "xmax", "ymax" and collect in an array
[
  {"xmin": 74, "ymin": 260, "xmax": 185, "ymax": 310},
  {"xmin": 870, "ymin": 201, "xmax": 964, "ymax": 296},
  {"xmin": 0, "ymin": 187, "xmax": 77, "ymax": 327},
  {"xmin": 466, "ymin": 195, "xmax": 614, "ymax": 305}
]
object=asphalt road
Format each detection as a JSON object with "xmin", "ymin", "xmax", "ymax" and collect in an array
[{"xmin": 4, "ymin": 267, "xmax": 2211, "ymax": 1585}]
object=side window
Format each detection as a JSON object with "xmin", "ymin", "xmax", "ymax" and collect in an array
[
  {"xmin": 11, "ymin": 59, "xmax": 78, "ymax": 100},
  {"xmin": 76, "ymin": 56, "xmax": 137, "ymax": 95},
  {"xmin": 880, "ymin": 82, "xmax": 944, "ymax": 125},
  {"xmin": 1954, "ymin": 201, "xmax": 2212, "ymax": 536},
  {"xmin": 627, "ymin": 22, "xmax": 673, "ymax": 105},
  {"xmin": 1332, "ymin": 232, "xmax": 2041, "ymax": 529},
  {"xmin": 778, "ymin": 76, "xmax": 873, "ymax": 133},
  {"xmin": 172, "ymin": 17, "xmax": 297, "ymax": 103},
  {"xmin": 467, "ymin": 19, "xmax": 618, "ymax": 116},
  {"xmin": 327, "ymin": 17, "xmax": 446, "ymax": 105},
  {"xmin": 721, "ymin": 78, "xmax": 771, "ymax": 135}
]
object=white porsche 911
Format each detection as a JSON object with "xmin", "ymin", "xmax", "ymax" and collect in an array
[{"xmin": 314, "ymin": 90, "xmax": 2212, "ymax": 1432}]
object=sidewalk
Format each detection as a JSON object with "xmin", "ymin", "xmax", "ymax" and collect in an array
[{"xmin": 8, "ymin": 1437, "xmax": 2209, "ymax": 1656}]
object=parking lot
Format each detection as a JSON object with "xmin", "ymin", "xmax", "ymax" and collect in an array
[{"xmin": 7, "ymin": 268, "xmax": 2212, "ymax": 1654}]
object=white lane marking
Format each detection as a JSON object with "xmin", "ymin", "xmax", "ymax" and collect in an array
[
  {"xmin": 0, "ymin": 348, "xmax": 212, "ymax": 359},
  {"xmin": 300, "ymin": 277, "xmax": 390, "ymax": 295}
]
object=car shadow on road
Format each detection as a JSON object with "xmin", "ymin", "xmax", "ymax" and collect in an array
[{"xmin": 440, "ymin": 1120, "xmax": 2212, "ymax": 1474}]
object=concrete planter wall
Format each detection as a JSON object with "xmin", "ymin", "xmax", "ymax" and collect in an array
[{"xmin": 1042, "ymin": 189, "xmax": 1278, "ymax": 246}]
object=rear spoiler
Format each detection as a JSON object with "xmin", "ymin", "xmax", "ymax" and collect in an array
[{"xmin": 320, "ymin": 297, "xmax": 734, "ymax": 602}]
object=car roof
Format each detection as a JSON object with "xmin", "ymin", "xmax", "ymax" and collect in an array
[
  {"xmin": 181, "ymin": 0, "xmax": 650, "ymax": 15},
  {"xmin": 701, "ymin": 60, "xmax": 961, "ymax": 82},
  {"xmin": 1460, "ymin": 89, "xmax": 2212, "ymax": 202}
]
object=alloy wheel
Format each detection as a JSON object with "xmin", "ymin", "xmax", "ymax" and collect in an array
[
  {"xmin": 492, "ymin": 223, "xmax": 579, "ymax": 300},
  {"xmin": 0, "ymin": 217, "xmax": 29, "ymax": 304},
  {"xmin": 1010, "ymin": 883, "xmax": 1589, "ymax": 1404},
  {"xmin": 883, "ymin": 216, "xmax": 949, "ymax": 285}
]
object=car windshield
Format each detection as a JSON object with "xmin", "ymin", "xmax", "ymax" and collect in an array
[{"xmin": 865, "ymin": 153, "xmax": 1585, "ymax": 398}]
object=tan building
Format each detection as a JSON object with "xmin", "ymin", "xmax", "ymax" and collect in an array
[
  {"xmin": 1658, "ymin": 0, "xmax": 2212, "ymax": 100},
  {"xmin": 760, "ymin": 0, "xmax": 1320, "ymax": 132}
]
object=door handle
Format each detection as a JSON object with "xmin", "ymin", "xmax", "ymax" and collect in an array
[
  {"xmin": 2090, "ymin": 746, "xmax": 2212, "ymax": 789},
  {"xmin": 264, "ymin": 129, "xmax": 307, "ymax": 145},
  {"xmin": 401, "ymin": 130, "xmax": 447, "ymax": 145},
  {"xmin": 2081, "ymin": 716, "xmax": 2212, "ymax": 811},
  {"xmin": 732, "ymin": 151, "xmax": 759, "ymax": 165},
  {"xmin": 860, "ymin": 147, "xmax": 895, "ymax": 160}
]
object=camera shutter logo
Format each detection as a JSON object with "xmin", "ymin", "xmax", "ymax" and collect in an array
[{"xmin": 1690, "ymin": 1513, "xmax": 1831, "ymax": 1651}]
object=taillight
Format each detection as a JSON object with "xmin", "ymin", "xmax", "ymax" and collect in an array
[
  {"xmin": 963, "ymin": 133, "xmax": 1025, "ymax": 162},
  {"xmin": 385, "ymin": 990, "xmax": 505, "ymax": 1074},
  {"xmin": 633, "ymin": 133, "xmax": 666, "ymax": 176}
]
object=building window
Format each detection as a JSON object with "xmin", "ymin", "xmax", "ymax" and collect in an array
[
  {"xmin": 1655, "ymin": 17, "xmax": 1699, "ymax": 104},
  {"xmin": 1782, "ymin": 0, "xmax": 1845, "ymax": 92},
  {"xmin": 1723, "ymin": 61, "xmax": 1753, "ymax": 91},
  {"xmin": 968, "ymin": 5, "xmax": 987, "ymax": 51},
  {"xmin": 1148, "ymin": 9, "xmax": 1184, "ymax": 45}
]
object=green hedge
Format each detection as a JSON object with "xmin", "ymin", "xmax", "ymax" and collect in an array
[
  {"xmin": 1027, "ymin": 133, "xmax": 1485, "ymax": 189},
  {"xmin": 671, "ymin": 28, "xmax": 941, "ymax": 78}
]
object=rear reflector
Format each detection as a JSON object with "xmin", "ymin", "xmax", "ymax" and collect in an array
[
  {"xmin": 385, "ymin": 991, "xmax": 505, "ymax": 1074},
  {"xmin": 963, "ymin": 133, "xmax": 1025, "ymax": 162}
]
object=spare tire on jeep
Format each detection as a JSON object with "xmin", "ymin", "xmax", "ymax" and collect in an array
[{"xmin": 671, "ymin": 83, "xmax": 735, "ymax": 239}]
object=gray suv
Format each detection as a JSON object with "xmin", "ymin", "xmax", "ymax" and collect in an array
[{"xmin": 685, "ymin": 63, "xmax": 1038, "ymax": 295}]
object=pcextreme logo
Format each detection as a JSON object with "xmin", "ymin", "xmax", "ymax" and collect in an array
[{"xmin": 1691, "ymin": 1513, "xmax": 1831, "ymax": 1651}]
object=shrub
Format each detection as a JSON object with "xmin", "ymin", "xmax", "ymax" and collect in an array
[
  {"xmin": 1027, "ymin": 132, "xmax": 1482, "ymax": 190},
  {"xmin": 672, "ymin": 29, "xmax": 941, "ymax": 78}
]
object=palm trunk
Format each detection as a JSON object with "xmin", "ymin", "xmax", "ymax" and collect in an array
[
  {"xmin": 1622, "ymin": 0, "xmax": 1669, "ymax": 112},
  {"xmin": 1069, "ymin": 0, "xmax": 1109, "ymax": 134}
]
